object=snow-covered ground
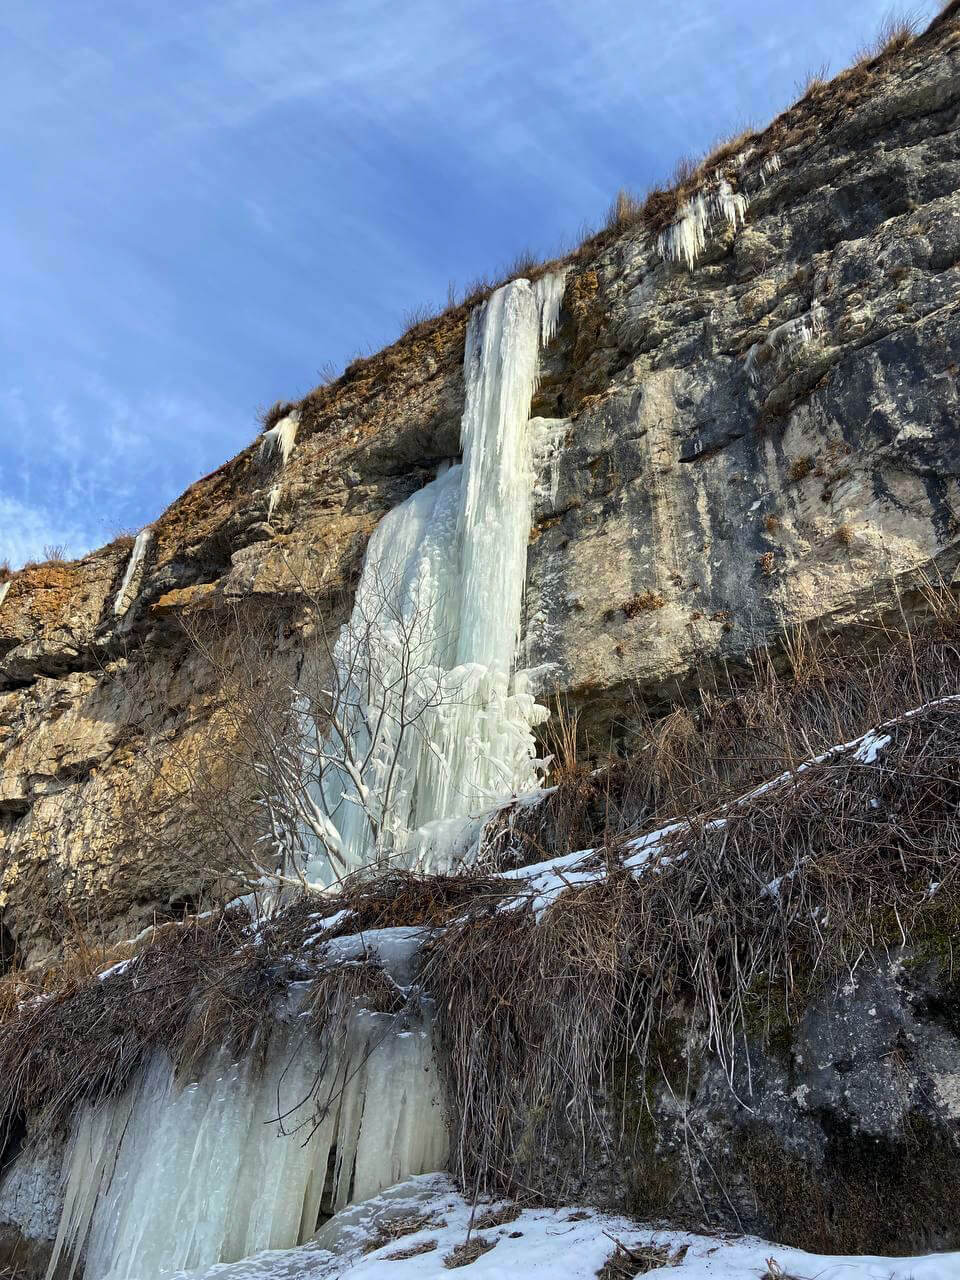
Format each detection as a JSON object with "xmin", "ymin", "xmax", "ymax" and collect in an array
[{"xmin": 174, "ymin": 1174, "xmax": 960, "ymax": 1280}]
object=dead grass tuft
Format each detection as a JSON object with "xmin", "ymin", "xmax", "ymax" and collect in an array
[
  {"xmin": 624, "ymin": 591, "xmax": 666, "ymax": 617},
  {"xmin": 856, "ymin": 10, "xmax": 921, "ymax": 64},
  {"xmin": 362, "ymin": 1212, "xmax": 438, "ymax": 1253},
  {"xmin": 794, "ymin": 64, "xmax": 831, "ymax": 98},
  {"xmin": 788, "ymin": 455, "xmax": 813, "ymax": 482},
  {"xmin": 598, "ymin": 1239, "xmax": 681, "ymax": 1279},
  {"xmin": 470, "ymin": 1204, "xmax": 521, "ymax": 1230},
  {"xmin": 443, "ymin": 1236, "xmax": 497, "ymax": 1268},
  {"xmin": 258, "ymin": 400, "xmax": 297, "ymax": 433},
  {"xmin": 387, "ymin": 1239, "xmax": 439, "ymax": 1260},
  {"xmin": 314, "ymin": 868, "xmax": 513, "ymax": 937},
  {"xmin": 0, "ymin": 561, "xmax": 12, "ymax": 584}
]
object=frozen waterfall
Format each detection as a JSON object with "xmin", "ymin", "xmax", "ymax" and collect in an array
[
  {"xmin": 45, "ymin": 1001, "xmax": 447, "ymax": 1280},
  {"xmin": 302, "ymin": 272, "xmax": 566, "ymax": 885}
]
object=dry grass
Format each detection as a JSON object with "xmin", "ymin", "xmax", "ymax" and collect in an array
[
  {"xmin": 426, "ymin": 695, "xmax": 960, "ymax": 1201},
  {"xmin": 624, "ymin": 591, "xmax": 666, "ymax": 617},
  {"xmin": 795, "ymin": 64, "xmax": 831, "ymax": 98},
  {"xmin": 362, "ymin": 1212, "xmax": 438, "ymax": 1253},
  {"xmin": 387, "ymin": 1239, "xmax": 439, "ymax": 1259},
  {"xmin": 0, "ymin": 908, "xmax": 252, "ymax": 1139},
  {"xmin": 443, "ymin": 1236, "xmax": 497, "ymax": 1268},
  {"xmin": 0, "ymin": 560, "xmax": 12, "ymax": 584},
  {"xmin": 314, "ymin": 868, "xmax": 514, "ymax": 937},
  {"xmin": 598, "ymin": 1240, "xmax": 680, "ymax": 1279},
  {"xmin": 787, "ymin": 455, "xmax": 813, "ymax": 482},
  {"xmin": 855, "ymin": 11, "xmax": 921, "ymax": 64},
  {"xmin": 482, "ymin": 592, "xmax": 960, "ymax": 872}
]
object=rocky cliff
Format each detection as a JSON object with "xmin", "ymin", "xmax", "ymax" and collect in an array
[{"xmin": 4, "ymin": 8, "xmax": 960, "ymax": 967}]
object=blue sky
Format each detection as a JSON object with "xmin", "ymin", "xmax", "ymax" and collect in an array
[{"xmin": 1, "ymin": 0, "xmax": 938, "ymax": 567}]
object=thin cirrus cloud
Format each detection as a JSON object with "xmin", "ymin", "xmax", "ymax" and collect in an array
[{"xmin": 0, "ymin": 0, "xmax": 939, "ymax": 568}]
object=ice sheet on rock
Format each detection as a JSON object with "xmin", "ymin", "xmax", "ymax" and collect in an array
[
  {"xmin": 317, "ymin": 927, "xmax": 434, "ymax": 988},
  {"xmin": 112, "ymin": 528, "xmax": 153, "ymax": 618}
]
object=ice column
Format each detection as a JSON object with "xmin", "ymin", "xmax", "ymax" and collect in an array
[{"xmin": 303, "ymin": 273, "xmax": 566, "ymax": 884}]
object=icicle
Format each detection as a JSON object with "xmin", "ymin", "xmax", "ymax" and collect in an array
[
  {"xmin": 658, "ymin": 176, "xmax": 747, "ymax": 270},
  {"xmin": 45, "ymin": 1008, "xmax": 447, "ymax": 1280},
  {"xmin": 301, "ymin": 272, "xmax": 567, "ymax": 886},
  {"xmin": 112, "ymin": 529, "xmax": 152, "ymax": 618},
  {"xmin": 744, "ymin": 301, "xmax": 825, "ymax": 384},
  {"xmin": 266, "ymin": 484, "xmax": 282, "ymax": 521},
  {"xmin": 0, "ymin": 580, "xmax": 9, "ymax": 611},
  {"xmin": 259, "ymin": 412, "xmax": 300, "ymax": 468},
  {"xmin": 759, "ymin": 153, "xmax": 782, "ymax": 184}
]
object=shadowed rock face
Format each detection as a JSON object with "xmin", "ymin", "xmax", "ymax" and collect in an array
[
  {"xmin": 4, "ymin": 23, "xmax": 960, "ymax": 960},
  {"xmin": 614, "ymin": 952, "xmax": 960, "ymax": 1254}
]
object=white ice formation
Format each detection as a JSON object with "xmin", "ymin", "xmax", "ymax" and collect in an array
[
  {"xmin": 112, "ymin": 529, "xmax": 153, "ymax": 618},
  {"xmin": 744, "ymin": 300, "xmax": 825, "ymax": 384},
  {"xmin": 301, "ymin": 272, "xmax": 567, "ymax": 885},
  {"xmin": 260, "ymin": 411, "xmax": 300, "ymax": 468},
  {"xmin": 45, "ymin": 998, "xmax": 446, "ymax": 1280},
  {"xmin": 658, "ymin": 176, "xmax": 748, "ymax": 269}
]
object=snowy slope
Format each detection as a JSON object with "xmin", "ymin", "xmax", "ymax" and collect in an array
[{"xmin": 173, "ymin": 1174, "xmax": 960, "ymax": 1280}]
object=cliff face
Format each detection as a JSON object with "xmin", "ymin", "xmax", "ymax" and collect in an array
[{"xmin": 4, "ymin": 15, "xmax": 960, "ymax": 962}]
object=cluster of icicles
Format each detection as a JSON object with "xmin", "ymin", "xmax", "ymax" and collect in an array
[
  {"xmin": 47, "ymin": 999, "xmax": 446, "ymax": 1280},
  {"xmin": 28, "ymin": 273, "xmax": 566, "ymax": 1280}
]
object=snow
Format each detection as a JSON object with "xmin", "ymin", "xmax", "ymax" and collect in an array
[
  {"xmin": 164, "ymin": 1174, "xmax": 960, "ymax": 1280},
  {"xmin": 301, "ymin": 273, "xmax": 567, "ymax": 885},
  {"xmin": 852, "ymin": 731, "xmax": 892, "ymax": 765},
  {"xmin": 112, "ymin": 529, "xmax": 153, "ymax": 618}
]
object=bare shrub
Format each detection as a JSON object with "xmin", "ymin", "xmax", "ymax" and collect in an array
[
  {"xmin": 126, "ymin": 547, "xmax": 470, "ymax": 896},
  {"xmin": 41, "ymin": 544, "xmax": 67, "ymax": 562}
]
